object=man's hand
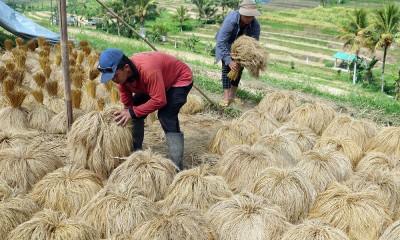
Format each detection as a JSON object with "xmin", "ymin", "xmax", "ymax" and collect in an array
[
  {"xmin": 228, "ymin": 61, "xmax": 240, "ymax": 72},
  {"xmin": 114, "ymin": 109, "xmax": 131, "ymax": 127}
]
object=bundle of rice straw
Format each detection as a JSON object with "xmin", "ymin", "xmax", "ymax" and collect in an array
[
  {"xmin": 0, "ymin": 142, "xmax": 62, "ymax": 192},
  {"xmin": 102, "ymin": 234, "xmax": 132, "ymax": 240},
  {"xmin": 29, "ymin": 165, "xmax": 103, "ymax": 217},
  {"xmin": 6, "ymin": 208, "xmax": 100, "ymax": 240},
  {"xmin": 321, "ymin": 115, "xmax": 375, "ymax": 151},
  {"xmin": 314, "ymin": 136, "xmax": 362, "ymax": 168},
  {"xmin": 159, "ymin": 164, "xmax": 232, "ymax": 213},
  {"xmin": 273, "ymin": 123, "xmax": 317, "ymax": 152},
  {"xmin": 281, "ymin": 219, "xmax": 349, "ymax": 240},
  {"xmin": 253, "ymin": 132, "xmax": 302, "ymax": 165},
  {"xmin": 107, "ymin": 149, "xmax": 176, "ymax": 202},
  {"xmin": 77, "ymin": 183, "xmax": 158, "ymax": 238},
  {"xmin": 67, "ymin": 106, "xmax": 132, "ymax": 178},
  {"xmin": 249, "ymin": 167, "xmax": 316, "ymax": 223},
  {"xmin": 344, "ymin": 171, "xmax": 400, "ymax": 215},
  {"xmin": 366, "ymin": 127, "xmax": 400, "ymax": 157},
  {"xmin": 0, "ymin": 87, "xmax": 28, "ymax": 132},
  {"xmin": 356, "ymin": 151, "xmax": 400, "ymax": 174},
  {"xmin": 237, "ymin": 109, "xmax": 280, "ymax": 136},
  {"xmin": 82, "ymin": 80, "xmax": 98, "ymax": 112},
  {"xmin": 179, "ymin": 93, "xmax": 205, "ymax": 115},
  {"xmin": 145, "ymin": 111, "xmax": 158, "ymax": 127},
  {"xmin": 206, "ymin": 192, "xmax": 292, "ymax": 240},
  {"xmin": 286, "ymin": 102, "xmax": 336, "ymax": 135},
  {"xmin": 43, "ymin": 80, "xmax": 64, "ymax": 113},
  {"xmin": 308, "ymin": 181, "xmax": 392, "ymax": 239},
  {"xmin": 48, "ymin": 89, "xmax": 86, "ymax": 134},
  {"xmin": 208, "ymin": 120, "xmax": 261, "ymax": 155},
  {"xmin": 215, "ymin": 145, "xmax": 292, "ymax": 192},
  {"xmin": 296, "ymin": 147, "xmax": 353, "ymax": 193},
  {"xmin": 0, "ymin": 131, "xmax": 29, "ymax": 150},
  {"xmin": 257, "ymin": 91, "xmax": 299, "ymax": 122},
  {"xmin": 0, "ymin": 196, "xmax": 40, "ymax": 238},
  {"xmin": 0, "ymin": 177, "xmax": 12, "ymax": 201},
  {"xmin": 28, "ymin": 89, "xmax": 55, "ymax": 131},
  {"xmin": 132, "ymin": 204, "xmax": 214, "ymax": 240},
  {"xmin": 380, "ymin": 219, "xmax": 400, "ymax": 240},
  {"xmin": 228, "ymin": 35, "xmax": 269, "ymax": 80}
]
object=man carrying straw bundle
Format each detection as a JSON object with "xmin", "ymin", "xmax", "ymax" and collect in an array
[
  {"xmin": 97, "ymin": 48, "xmax": 193, "ymax": 170},
  {"xmin": 215, "ymin": 0, "xmax": 261, "ymax": 107}
]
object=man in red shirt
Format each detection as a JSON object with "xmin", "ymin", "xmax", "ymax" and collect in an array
[{"xmin": 97, "ymin": 48, "xmax": 193, "ymax": 170}]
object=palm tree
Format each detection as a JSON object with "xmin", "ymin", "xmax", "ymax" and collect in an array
[
  {"xmin": 173, "ymin": 6, "xmax": 189, "ymax": 31},
  {"xmin": 361, "ymin": 4, "xmax": 400, "ymax": 92},
  {"xmin": 134, "ymin": 0, "xmax": 157, "ymax": 27},
  {"xmin": 193, "ymin": 0, "xmax": 216, "ymax": 23},
  {"xmin": 338, "ymin": 9, "xmax": 368, "ymax": 56}
]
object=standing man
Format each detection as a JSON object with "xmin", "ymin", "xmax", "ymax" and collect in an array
[
  {"xmin": 215, "ymin": 0, "xmax": 261, "ymax": 107},
  {"xmin": 97, "ymin": 48, "xmax": 193, "ymax": 170}
]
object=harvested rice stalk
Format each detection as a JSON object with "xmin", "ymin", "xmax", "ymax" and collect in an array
[
  {"xmin": 179, "ymin": 93, "xmax": 205, "ymax": 115},
  {"xmin": 273, "ymin": 123, "xmax": 317, "ymax": 152},
  {"xmin": 216, "ymin": 145, "xmax": 292, "ymax": 192},
  {"xmin": 107, "ymin": 149, "xmax": 176, "ymax": 202},
  {"xmin": 5, "ymin": 59, "xmax": 15, "ymax": 71},
  {"xmin": 86, "ymin": 53, "xmax": 98, "ymax": 68},
  {"xmin": 249, "ymin": 167, "xmax": 317, "ymax": 223},
  {"xmin": 30, "ymin": 165, "xmax": 103, "ymax": 217},
  {"xmin": 344, "ymin": 171, "xmax": 400, "ymax": 215},
  {"xmin": 44, "ymin": 81, "xmax": 64, "ymax": 113},
  {"xmin": 237, "ymin": 108, "xmax": 280, "ymax": 135},
  {"xmin": 321, "ymin": 115, "xmax": 374, "ymax": 151},
  {"xmin": 77, "ymin": 183, "xmax": 158, "ymax": 238},
  {"xmin": 32, "ymin": 71, "xmax": 46, "ymax": 88},
  {"xmin": 0, "ymin": 131, "xmax": 29, "ymax": 150},
  {"xmin": 15, "ymin": 37, "xmax": 23, "ymax": 47},
  {"xmin": 257, "ymin": 91, "xmax": 299, "ymax": 122},
  {"xmin": 28, "ymin": 89, "xmax": 55, "ymax": 131},
  {"xmin": 366, "ymin": 127, "xmax": 400, "ymax": 157},
  {"xmin": 380, "ymin": 219, "xmax": 400, "ymax": 240},
  {"xmin": 89, "ymin": 67, "xmax": 100, "ymax": 80},
  {"xmin": 86, "ymin": 80, "xmax": 98, "ymax": 98},
  {"xmin": 3, "ymin": 78, "xmax": 15, "ymax": 95},
  {"xmin": 286, "ymin": 102, "xmax": 336, "ymax": 135},
  {"xmin": 254, "ymin": 132, "xmax": 302, "ymax": 165},
  {"xmin": 79, "ymin": 39, "xmax": 89, "ymax": 48},
  {"xmin": 7, "ymin": 208, "xmax": 100, "ymax": 240},
  {"xmin": 229, "ymin": 35, "xmax": 269, "ymax": 78},
  {"xmin": 227, "ymin": 68, "xmax": 241, "ymax": 81},
  {"xmin": 76, "ymin": 51, "xmax": 85, "ymax": 65},
  {"xmin": 0, "ymin": 88, "xmax": 28, "ymax": 131},
  {"xmin": 159, "ymin": 164, "xmax": 232, "ymax": 212},
  {"xmin": 314, "ymin": 137, "xmax": 362, "ymax": 168},
  {"xmin": 0, "ymin": 177, "xmax": 12, "ymax": 201},
  {"xmin": 48, "ymin": 89, "xmax": 85, "ymax": 134},
  {"xmin": 97, "ymin": 98, "xmax": 105, "ymax": 111},
  {"xmin": 4, "ymin": 39, "xmax": 13, "ymax": 51},
  {"xmin": 110, "ymin": 87, "xmax": 120, "ymax": 103},
  {"xmin": 26, "ymin": 39, "xmax": 36, "ymax": 52},
  {"xmin": 104, "ymin": 80, "xmax": 114, "ymax": 92},
  {"xmin": 133, "ymin": 204, "xmax": 215, "ymax": 240},
  {"xmin": 0, "ymin": 66, "xmax": 8, "ymax": 83},
  {"xmin": 9, "ymin": 69, "xmax": 25, "ymax": 86},
  {"xmin": 55, "ymin": 54, "xmax": 62, "ymax": 67},
  {"xmin": 297, "ymin": 147, "xmax": 352, "ymax": 193},
  {"xmin": 0, "ymin": 142, "xmax": 62, "ymax": 192},
  {"xmin": 12, "ymin": 49, "xmax": 27, "ymax": 69},
  {"xmin": 0, "ymin": 196, "xmax": 40, "ymax": 238},
  {"xmin": 209, "ymin": 120, "xmax": 261, "ymax": 155},
  {"xmin": 206, "ymin": 192, "xmax": 292, "ymax": 240},
  {"xmin": 356, "ymin": 151, "xmax": 400, "ymax": 174},
  {"xmin": 82, "ymin": 81, "xmax": 98, "ymax": 112},
  {"xmin": 308, "ymin": 182, "xmax": 392, "ymax": 239},
  {"xmin": 281, "ymin": 219, "xmax": 349, "ymax": 240},
  {"xmin": 67, "ymin": 106, "xmax": 132, "ymax": 178},
  {"xmin": 82, "ymin": 46, "xmax": 92, "ymax": 56},
  {"xmin": 42, "ymin": 64, "xmax": 52, "ymax": 79}
]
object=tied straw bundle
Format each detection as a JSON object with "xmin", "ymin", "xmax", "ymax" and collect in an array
[{"xmin": 228, "ymin": 35, "xmax": 269, "ymax": 81}]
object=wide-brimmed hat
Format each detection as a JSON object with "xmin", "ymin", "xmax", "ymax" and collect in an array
[
  {"xmin": 97, "ymin": 48, "xmax": 124, "ymax": 83},
  {"xmin": 239, "ymin": 0, "xmax": 261, "ymax": 17}
]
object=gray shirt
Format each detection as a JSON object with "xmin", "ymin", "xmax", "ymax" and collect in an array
[{"xmin": 215, "ymin": 10, "xmax": 261, "ymax": 65}]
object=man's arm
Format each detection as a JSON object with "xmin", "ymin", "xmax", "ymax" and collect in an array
[{"xmin": 216, "ymin": 16, "xmax": 236, "ymax": 65}]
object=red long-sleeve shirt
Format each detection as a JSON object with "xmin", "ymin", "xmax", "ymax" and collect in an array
[{"xmin": 117, "ymin": 52, "xmax": 193, "ymax": 117}]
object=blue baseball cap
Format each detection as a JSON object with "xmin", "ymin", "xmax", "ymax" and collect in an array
[{"xmin": 98, "ymin": 48, "xmax": 124, "ymax": 83}]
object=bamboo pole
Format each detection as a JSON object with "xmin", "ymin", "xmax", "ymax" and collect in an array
[
  {"xmin": 58, "ymin": 0, "xmax": 73, "ymax": 131},
  {"xmin": 95, "ymin": 0, "xmax": 217, "ymax": 107}
]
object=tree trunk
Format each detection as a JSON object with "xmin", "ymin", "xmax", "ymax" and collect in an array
[{"xmin": 381, "ymin": 46, "xmax": 388, "ymax": 92}]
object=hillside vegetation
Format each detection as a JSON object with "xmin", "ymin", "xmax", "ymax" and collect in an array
[{"xmin": 4, "ymin": 0, "xmax": 400, "ymax": 125}]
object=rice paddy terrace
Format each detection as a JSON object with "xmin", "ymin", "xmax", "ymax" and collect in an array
[{"xmin": 0, "ymin": 1, "xmax": 399, "ymax": 239}]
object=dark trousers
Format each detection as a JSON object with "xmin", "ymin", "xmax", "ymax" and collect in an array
[
  {"xmin": 221, "ymin": 60, "xmax": 244, "ymax": 89},
  {"xmin": 132, "ymin": 83, "xmax": 193, "ymax": 133}
]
